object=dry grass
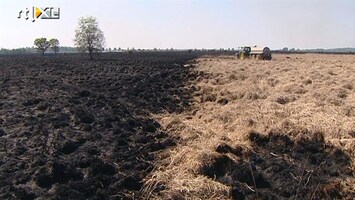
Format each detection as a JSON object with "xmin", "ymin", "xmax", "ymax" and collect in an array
[{"xmin": 143, "ymin": 54, "xmax": 355, "ymax": 199}]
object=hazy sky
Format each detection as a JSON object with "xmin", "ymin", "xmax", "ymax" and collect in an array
[{"xmin": 0, "ymin": 0, "xmax": 354, "ymax": 49}]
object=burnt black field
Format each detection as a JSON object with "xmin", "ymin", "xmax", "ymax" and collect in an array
[{"xmin": 0, "ymin": 52, "xmax": 216, "ymax": 199}]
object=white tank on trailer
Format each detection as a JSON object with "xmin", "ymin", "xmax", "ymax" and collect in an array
[{"xmin": 250, "ymin": 46, "xmax": 272, "ymax": 60}]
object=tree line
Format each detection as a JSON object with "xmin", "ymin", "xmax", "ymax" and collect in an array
[
  {"xmin": 1, "ymin": 16, "xmax": 105, "ymax": 59},
  {"xmin": 0, "ymin": 47, "xmax": 79, "ymax": 55}
]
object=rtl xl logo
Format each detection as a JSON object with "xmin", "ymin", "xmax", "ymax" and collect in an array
[{"xmin": 18, "ymin": 7, "xmax": 60, "ymax": 22}]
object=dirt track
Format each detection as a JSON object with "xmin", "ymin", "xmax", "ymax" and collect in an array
[{"xmin": 0, "ymin": 53, "xmax": 354, "ymax": 199}]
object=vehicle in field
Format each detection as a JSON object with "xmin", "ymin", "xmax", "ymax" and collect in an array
[{"xmin": 237, "ymin": 45, "xmax": 272, "ymax": 60}]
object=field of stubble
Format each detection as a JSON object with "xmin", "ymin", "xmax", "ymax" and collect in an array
[{"xmin": 145, "ymin": 54, "xmax": 354, "ymax": 199}]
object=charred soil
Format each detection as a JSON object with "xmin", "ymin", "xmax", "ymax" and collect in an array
[{"xmin": 0, "ymin": 52, "xmax": 215, "ymax": 199}]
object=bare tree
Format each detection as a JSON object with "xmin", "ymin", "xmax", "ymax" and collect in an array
[
  {"xmin": 74, "ymin": 16, "xmax": 105, "ymax": 60},
  {"xmin": 49, "ymin": 38, "xmax": 60, "ymax": 54},
  {"xmin": 34, "ymin": 38, "xmax": 50, "ymax": 55}
]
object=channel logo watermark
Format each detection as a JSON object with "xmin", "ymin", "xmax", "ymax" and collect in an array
[{"xmin": 18, "ymin": 7, "xmax": 60, "ymax": 22}]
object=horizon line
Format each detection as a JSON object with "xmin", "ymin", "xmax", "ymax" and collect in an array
[{"xmin": 2, "ymin": 46, "xmax": 355, "ymax": 51}]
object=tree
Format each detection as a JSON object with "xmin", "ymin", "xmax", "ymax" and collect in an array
[
  {"xmin": 282, "ymin": 47, "xmax": 289, "ymax": 52},
  {"xmin": 74, "ymin": 16, "xmax": 105, "ymax": 60},
  {"xmin": 49, "ymin": 38, "xmax": 60, "ymax": 54},
  {"xmin": 34, "ymin": 38, "xmax": 49, "ymax": 55}
]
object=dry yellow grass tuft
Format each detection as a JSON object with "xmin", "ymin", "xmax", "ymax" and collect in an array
[{"xmin": 143, "ymin": 54, "xmax": 355, "ymax": 199}]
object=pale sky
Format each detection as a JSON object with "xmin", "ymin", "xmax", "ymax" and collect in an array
[{"xmin": 0, "ymin": 0, "xmax": 354, "ymax": 49}]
